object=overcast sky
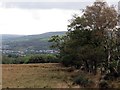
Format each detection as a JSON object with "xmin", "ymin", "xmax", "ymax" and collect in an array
[{"xmin": 0, "ymin": 0, "xmax": 119, "ymax": 35}]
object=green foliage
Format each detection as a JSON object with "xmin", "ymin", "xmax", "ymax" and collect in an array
[
  {"xmin": 99, "ymin": 80, "xmax": 110, "ymax": 88},
  {"xmin": 61, "ymin": 55, "xmax": 74, "ymax": 67},
  {"xmin": 2, "ymin": 54, "xmax": 59, "ymax": 64},
  {"xmin": 73, "ymin": 75, "xmax": 93, "ymax": 87},
  {"xmin": 27, "ymin": 54, "xmax": 59, "ymax": 63},
  {"xmin": 2, "ymin": 55, "xmax": 24, "ymax": 64},
  {"xmin": 28, "ymin": 55, "xmax": 46, "ymax": 63},
  {"xmin": 49, "ymin": 0, "xmax": 119, "ymax": 77}
]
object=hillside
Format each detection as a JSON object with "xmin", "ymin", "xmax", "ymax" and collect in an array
[
  {"xmin": 1, "ymin": 34, "xmax": 24, "ymax": 41},
  {"xmin": 2, "ymin": 31, "xmax": 66, "ymax": 50}
]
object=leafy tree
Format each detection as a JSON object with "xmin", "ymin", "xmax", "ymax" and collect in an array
[{"xmin": 49, "ymin": 1, "xmax": 119, "ymax": 76}]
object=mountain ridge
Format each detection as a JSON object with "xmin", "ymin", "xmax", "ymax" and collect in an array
[
  {"xmin": 2, "ymin": 31, "xmax": 66, "ymax": 51},
  {"xmin": 2, "ymin": 31, "xmax": 66, "ymax": 41}
]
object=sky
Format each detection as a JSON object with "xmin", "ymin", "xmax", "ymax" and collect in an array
[{"xmin": 0, "ymin": 0, "xmax": 119, "ymax": 35}]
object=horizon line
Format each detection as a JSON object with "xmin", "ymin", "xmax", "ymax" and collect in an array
[{"xmin": 0, "ymin": 31, "xmax": 67, "ymax": 35}]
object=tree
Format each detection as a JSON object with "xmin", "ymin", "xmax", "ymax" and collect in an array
[
  {"xmin": 83, "ymin": 2, "xmax": 118, "ymax": 72},
  {"xmin": 49, "ymin": 1, "xmax": 119, "ymax": 75},
  {"xmin": 67, "ymin": 1, "xmax": 117, "ymax": 73}
]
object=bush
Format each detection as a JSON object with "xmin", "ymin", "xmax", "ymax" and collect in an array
[
  {"xmin": 73, "ymin": 75, "xmax": 93, "ymax": 87},
  {"xmin": 99, "ymin": 80, "xmax": 110, "ymax": 88},
  {"xmin": 2, "ymin": 54, "xmax": 59, "ymax": 64},
  {"xmin": 2, "ymin": 55, "xmax": 23, "ymax": 64},
  {"xmin": 61, "ymin": 55, "xmax": 74, "ymax": 67},
  {"xmin": 28, "ymin": 55, "xmax": 45, "ymax": 63},
  {"xmin": 27, "ymin": 54, "xmax": 59, "ymax": 64},
  {"xmin": 44, "ymin": 54, "xmax": 60, "ymax": 63}
]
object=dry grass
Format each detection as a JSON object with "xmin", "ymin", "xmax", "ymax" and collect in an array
[
  {"xmin": 3, "ymin": 63, "xmax": 119, "ymax": 88},
  {"xmin": 2, "ymin": 63, "xmax": 79, "ymax": 88}
]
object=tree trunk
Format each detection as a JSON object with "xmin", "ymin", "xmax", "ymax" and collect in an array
[
  {"xmin": 93, "ymin": 61, "xmax": 97, "ymax": 75},
  {"xmin": 85, "ymin": 60, "xmax": 89, "ymax": 72},
  {"xmin": 107, "ymin": 49, "xmax": 111, "ymax": 69}
]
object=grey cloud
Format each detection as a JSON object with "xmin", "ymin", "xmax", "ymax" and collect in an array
[
  {"xmin": 1, "ymin": 1, "xmax": 118, "ymax": 10},
  {"xmin": 1, "ymin": 2, "xmax": 94, "ymax": 9}
]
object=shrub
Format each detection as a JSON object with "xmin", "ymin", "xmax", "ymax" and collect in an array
[
  {"xmin": 27, "ymin": 54, "xmax": 59, "ymax": 63},
  {"xmin": 61, "ymin": 55, "xmax": 74, "ymax": 67},
  {"xmin": 28, "ymin": 55, "xmax": 45, "ymax": 63},
  {"xmin": 99, "ymin": 80, "xmax": 110, "ymax": 88},
  {"xmin": 44, "ymin": 54, "xmax": 60, "ymax": 63},
  {"xmin": 2, "ymin": 55, "xmax": 24, "ymax": 64},
  {"xmin": 73, "ymin": 75, "xmax": 93, "ymax": 87},
  {"xmin": 2, "ymin": 54, "xmax": 59, "ymax": 64}
]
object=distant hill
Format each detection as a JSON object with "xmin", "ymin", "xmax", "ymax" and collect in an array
[
  {"xmin": 1, "ymin": 34, "xmax": 24, "ymax": 41},
  {"xmin": 2, "ymin": 31, "xmax": 66, "ymax": 51}
]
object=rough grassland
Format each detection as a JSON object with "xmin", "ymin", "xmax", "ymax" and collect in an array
[{"xmin": 2, "ymin": 63, "xmax": 78, "ymax": 88}]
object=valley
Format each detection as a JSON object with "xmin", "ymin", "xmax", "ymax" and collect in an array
[{"xmin": 2, "ymin": 31, "xmax": 66, "ymax": 56}]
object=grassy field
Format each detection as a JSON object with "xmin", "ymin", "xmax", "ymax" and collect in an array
[
  {"xmin": 2, "ymin": 63, "xmax": 79, "ymax": 88},
  {"xmin": 3, "ymin": 63, "xmax": 120, "ymax": 88}
]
